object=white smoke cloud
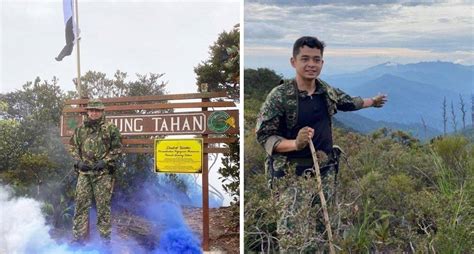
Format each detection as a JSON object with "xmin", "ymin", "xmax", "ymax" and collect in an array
[
  {"xmin": 0, "ymin": 185, "xmax": 78, "ymax": 254},
  {"xmin": 0, "ymin": 183, "xmax": 203, "ymax": 254}
]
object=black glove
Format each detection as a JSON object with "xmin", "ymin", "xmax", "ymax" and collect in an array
[
  {"xmin": 93, "ymin": 160, "xmax": 107, "ymax": 171},
  {"xmin": 75, "ymin": 160, "xmax": 92, "ymax": 172}
]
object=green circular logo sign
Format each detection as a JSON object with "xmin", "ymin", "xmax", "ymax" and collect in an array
[
  {"xmin": 67, "ymin": 118, "xmax": 79, "ymax": 129},
  {"xmin": 208, "ymin": 111, "xmax": 233, "ymax": 133}
]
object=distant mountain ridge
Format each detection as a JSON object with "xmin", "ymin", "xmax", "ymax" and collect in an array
[
  {"xmin": 324, "ymin": 61, "xmax": 473, "ymax": 94},
  {"xmin": 323, "ymin": 61, "xmax": 473, "ymax": 133},
  {"xmin": 334, "ymin": 111, "xmax": 442, "ymax": 140}
]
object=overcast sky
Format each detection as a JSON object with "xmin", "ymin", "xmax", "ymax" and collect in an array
[
  {"xmin": 1, "ymin": 0, "xmax": 239, "ymax": 94},
  {"xmin": 245, "ymin": 0, "xmax": 473, "ymax": 76}
]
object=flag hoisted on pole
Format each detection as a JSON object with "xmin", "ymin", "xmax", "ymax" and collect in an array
[
  {"xmin": 56, "ymin": 0, "xmax": 77, "ymax": 61},
  {"xmin": 56, "ymin": 0, "xmax": 85, "ymax": 98}
]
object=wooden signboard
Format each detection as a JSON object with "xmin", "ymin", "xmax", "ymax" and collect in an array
[{"xmin": 61, "ymin": 110, "xmax": 238, "ymax": 136}]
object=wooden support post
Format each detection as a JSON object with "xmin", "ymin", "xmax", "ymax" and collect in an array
[{"xmin": 202, "ymin": 96, "xmax": 210, "ymax": 251}]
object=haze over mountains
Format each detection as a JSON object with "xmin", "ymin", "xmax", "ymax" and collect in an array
[{"xmin": 323, "ymin": 61, "xmax": 473, "ymax": 139}]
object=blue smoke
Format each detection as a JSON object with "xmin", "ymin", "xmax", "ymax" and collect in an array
[
  {"xmin": 154, "ymin": 227, "xmax": 201, "ymax": 254},
  {"xmin": 144, "ymin": 202, "xmax": 201, "ymax": 254}
]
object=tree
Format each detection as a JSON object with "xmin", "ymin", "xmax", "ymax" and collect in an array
[
  {"xmin": 459, "ymin": 94, "xmax": 466, "ymax": 130},
  {"xmin": 1, "ymin": 77, "xmax": 64, "ymax": 124},
  {"xmin": 244, "ymin": 68, "xmax": 283, "ymax": 130},
  {"xmin": 219, "ymin": 137, "xmax": 240, "ymax": 204},
  {"xmin": 194, "ymin": 24, "xmax": 241, "ymax": 208},
  {"xmin": 244, "ymin": 68, "xmax": 283, "ymax": 100},
  {"xmin": 442, "ymin": 97, "xmax": 447, "ymax": 135},
  {"xmin": 0, "ymin": 118, "xmax": 24, "ymax": 171},
  {"xmin": 0, "ymin": 77, "xmax": 66, "ymax": 169},
  {"xmin": 194, "ymin": 24, "xmax": 240, "ymax": 100},
  {"xmin": 451, "ymin": 100, "xmax": 457, "ymax": 132},
  {"xmin": 79, "ymin": 70, "xmax": 167, "ymax": 99}
]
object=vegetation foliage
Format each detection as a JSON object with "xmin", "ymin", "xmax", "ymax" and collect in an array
[
  {"xmin": 244, "ymin": 68, "xmax": 474, "ymax": 252},
  {"xmin": 194, "ymin": 24, "xmax": 240, "ymax": 100},
  {"xmin": 194, "ymin": 24, "xmax": 240, "ymax": 227}
]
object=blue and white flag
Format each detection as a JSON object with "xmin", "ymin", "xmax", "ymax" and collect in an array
[{"xmin": 56, "ymin": 0, "xmax": 78, "ymax": 61}]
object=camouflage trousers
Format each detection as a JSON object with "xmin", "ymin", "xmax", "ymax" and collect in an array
[
  {"xmin": 73, "ymin": 172, "xmax": 114, "ymax": 241},
  {"xmin": 275, "ymin": 168, "xmax": 337, "ymax": 253}
]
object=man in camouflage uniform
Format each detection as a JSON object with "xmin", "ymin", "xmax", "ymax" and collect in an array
[
  {"xmin": 70, "ymin": 98, "xmax": 122, "ymax": 244},
  {"xmin": 255, "ymin": 36, "xmax": 387, "ymax": 251}
]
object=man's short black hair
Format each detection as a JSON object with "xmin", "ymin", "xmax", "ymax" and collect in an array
[{"xmin": 293, "ymin": 36, "xmax": 326, "ymax": 57}]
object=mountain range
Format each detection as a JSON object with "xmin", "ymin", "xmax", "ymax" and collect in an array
[
  {"xmin": 323, "ymin": 61, "xmax": 473, "ymax": 137},
  {"xmin": 333, "ymin": 111, "xmax": 442, "ymax": 141}
]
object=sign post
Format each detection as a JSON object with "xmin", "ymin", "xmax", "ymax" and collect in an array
[
  {"xmin": 202, "ymin": 96, "xmax": 210, "ymax": 251},
  {"xmin": 60, "ymin": 91, "xmax": 238, "ymax": 251}
]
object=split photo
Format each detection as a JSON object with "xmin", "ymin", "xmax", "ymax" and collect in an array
[{"xmin": 1, "ymin": 0, "xmax": 240, "ymax": 253}]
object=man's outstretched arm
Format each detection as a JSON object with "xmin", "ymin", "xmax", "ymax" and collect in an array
[{"xmin": 362, "ymin": 94, "xmax": 388, "ymax": 108}]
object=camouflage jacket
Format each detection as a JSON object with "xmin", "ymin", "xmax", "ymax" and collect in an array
[
  {"xmin": 255, "ymin": 78, "xmax": 363, "ymax": 173},
  {"xmin": 70, "ymin": 116, "xmax": 122, "ymax": 174}
]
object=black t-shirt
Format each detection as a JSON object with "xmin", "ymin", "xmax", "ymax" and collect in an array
[{"xmin": 284, "ymin": 87, "xmax": 333, "ymax": 171}]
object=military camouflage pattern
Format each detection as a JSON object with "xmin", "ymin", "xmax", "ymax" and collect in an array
[
  {"xmin": 69, "ymin": 114, "xmax": 121, "ymax": 241},
  {"xmin": 70, "ymin": 116, "xmax": 122, "ymax": 175},
  {"xmin": 73, "ymin": 173, "xmax": 114, "ymax": 240},
  {"xmin": 275, "ymin": 168, "xmax": 337, "ymax": 253},
  {"xmin": 85, "ymin": 98, "xmax": 105, "ymax": 110},
  {"xmin": 255, "ymin": 78, "xmax": 360, "ymax": 251},
  {"xmin": 256, "ymin": 78, "xmax": 363, "ymax": 173}
]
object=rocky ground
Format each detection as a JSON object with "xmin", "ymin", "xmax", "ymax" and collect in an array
[{"xmin": 183, "ymin": 206, "xmax": 239, "ymax": 254}]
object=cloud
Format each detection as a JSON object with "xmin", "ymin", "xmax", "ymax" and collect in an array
[
  {"xmin": 244, "ymin": 23, "xmax": 286, "ymax": 40},
  {"xmin": 246, "ymin": 45, "xmax": 474, "ymax": 59},
  {"xmin": 244, "ymin": 3, "xmax": 401, "ymax": 47},
  {"xmin": 245, "ymin": 1, "xmax": 473, "ymax": 65},
  {"xmin": 246, "ymin": 0, "xmax": 456, "ymax": 6}
]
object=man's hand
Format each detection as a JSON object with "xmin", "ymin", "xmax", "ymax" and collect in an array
[
  {"xmin": 75, "ymin": 160, "xmax": 92, "ymax": 172},
  {"xmin": 93, "ymin": 160, "xmax": 107, "ymax": 171},
  {"xmin": 295, "ymin": 127, "xmax": 314, "ymax": 150},
  {"xmin": 372, "ymin": 94, "xmax": 387, "ymax": 108}
]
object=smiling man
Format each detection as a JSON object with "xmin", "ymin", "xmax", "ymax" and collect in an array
[{"xmin": 255, "ymin": 36, "xmax": 387, "ymax": 251}]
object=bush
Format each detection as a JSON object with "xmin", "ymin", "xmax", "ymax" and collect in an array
[{"xmin": 245, "ymin": 128, "xmax": 474, "ymax": 252}]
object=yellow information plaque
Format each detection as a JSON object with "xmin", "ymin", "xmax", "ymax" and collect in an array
[{"xmin": 154, "ymin": 138, "xmax": 203, "ymax": 173}]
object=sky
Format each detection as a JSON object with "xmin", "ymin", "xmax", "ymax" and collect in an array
[
  {"xmin": 1, "ymin": 0, "xmax": 239, "ymax": 94},
  {"xmin": 1, "ymin": 0, "xmax": 240, "ymax": 205},
  {"xmin": 244, "ymin": 0, "xmax": 474, "ymax": 77}
]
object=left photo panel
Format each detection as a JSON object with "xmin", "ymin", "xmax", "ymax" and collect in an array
[{"xmin": 1, "ymin": 0, "xmax": 240, "ymax": 253}]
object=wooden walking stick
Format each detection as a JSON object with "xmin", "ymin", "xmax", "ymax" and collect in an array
[{"xmin": 309, "ymin": 141, "xmax": 336, "ymax": 254}]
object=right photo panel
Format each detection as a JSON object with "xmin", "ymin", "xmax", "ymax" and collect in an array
[{"xmin": 244, "ymin": 0, "xmax": 473, "ymax": 253}]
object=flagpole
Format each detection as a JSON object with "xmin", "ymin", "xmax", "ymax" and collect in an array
[
  {"xmin": 73, "ymin": 0, "xmax": 90, "ymax": 241},
  {"xmin": 74, "ymin": 0, "xmax": 84, "ymax": 99}
]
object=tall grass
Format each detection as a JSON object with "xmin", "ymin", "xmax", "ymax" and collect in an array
[{"xmin": 245, "ymin": 130, "xmax": 474, "ymax": 252}]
